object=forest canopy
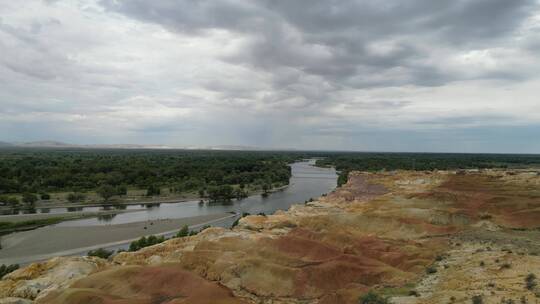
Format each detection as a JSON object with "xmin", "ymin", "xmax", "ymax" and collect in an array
[{"xmin": 0, "ymin": 149, "xmax": 296, "ymax": 196}]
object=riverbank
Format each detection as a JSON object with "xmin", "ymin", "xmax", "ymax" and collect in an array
[
  {"xmin": 0, "ymin": 212, "xmax": 235, "ymax": 265},
  {"xmin": 0, "ymin": 184, "xmax": 290, "ymax": 213},
  {"xmin": 0, "ymin": 209, "xmax": 145, "ymax": 235}
]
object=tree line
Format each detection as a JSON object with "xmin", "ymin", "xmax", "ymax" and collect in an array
[
  {"xmin": 316, "ymin": 152, "xmax": 540, "ymax": 186},
  {"xmin": 0, "ymin": 149, "xmax": 298, "ymax": 205}
]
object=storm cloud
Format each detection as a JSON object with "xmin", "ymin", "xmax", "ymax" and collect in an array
[{"xmin": 1, "ymin": 0, "xmax": 540, "ymax": 152}]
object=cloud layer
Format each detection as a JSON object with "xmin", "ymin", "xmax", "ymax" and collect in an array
[{"xmin": 1, "ymin": 0, "xmax": 540, "ymax": 152}]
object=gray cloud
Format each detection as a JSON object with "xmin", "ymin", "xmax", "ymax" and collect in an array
[
  {"xmin": 103, "ymin": 0, "xmax": 539, "ymax": 91},
  {"xmin": 0, "ymin": 0, "xmax": 539, "ymax": 152}
]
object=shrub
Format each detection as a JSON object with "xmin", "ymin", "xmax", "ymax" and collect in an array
[
  {"xmin": 200, "ymin": 225, "xmax": 211, "ymax": 231},
  {"xmin": 231, "ymin": 212, "xmax": 250, "ymax": 228},
  {"xmin": 0, "ymin": 195, "xmax": 19, "ymax": 206},
  {"xmin": 359, "ymin": 291, "xmax": 390, "ymax": 304},
  {"xmin": 526, "ymin": 273, "xmax": 537, "ymax": 290},
  {"xmin": 426, "ymin": 266, "xmax": 438, "ymax": 274},
  {"xmin": 471, "ymin": 295, "xmax": 483, "ymax": 304},
  {"xmin": 88, "ymin": 248, "xmax": 114, "ymax": 259},
  {"xmin": 22, "ymin": 193, "xmax": 38, "ymax": 205},
  {"xmin": 0, "ymin": 264, "xmax": 19, "ymax": 279},
  {"xmin": 97, "ymin": 185, "xmax": 117, "ymax": 202},
  {"xmin": 67, "ymin": 192, "xmax": 86, "ymax": 203},
  {"xmin": 146, "ymin": 185, "xmax": 161, "ymax": 196},
  {"xmin": 479, "ymin": 213, "xmax": 492, "ymax": 220},
  {"xmin": 501, "ymin": 263, "xmax": 512, "ymax": 269},
  {"xmin": 128, "ymin": 235, "xmax": 165, "ymax": 251},
  {"xmin": 176, "ymin": 225, "xmax": 189, "ymax": 238},
  {"xmin": 116, "ymin": 185, "xmax": 127, "ymax": 196}
]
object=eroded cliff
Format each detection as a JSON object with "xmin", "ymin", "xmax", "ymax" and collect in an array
[{"xmin": 2, "ymin": 169, "xmax": 540, "ymax": 304}]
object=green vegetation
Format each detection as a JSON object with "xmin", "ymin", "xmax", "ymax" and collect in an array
[
  {"xmin": 96, "ymin": 184, "xmax": 118, "ymax": 202},
  {"xmin": 0, "ymin": 264, "xmax": 19, "ymax": 279},
  {"xmin": 146, "ymin": 184, "xmax": 161, "ymax": 196},
  {"xmin": 22, "ymin": 193, "xmax": 38, "ymax": 205},
  {"xmin": 0, "ymin": 149, "xmax": 294, "ymax": 204},
  {"xmin": 0, "ymin": 217, "xmax": 65, "ymax": 232},
  {"xmin": 316, "ymin": 153, "xmax": 540, "ymax": 186},
  {"xmin": 2, "ymin": 149, "xmax": 540, "ymax": 207},
  {"xmin": 0, "ymin": 195, "xmax": 19, "ymax": 207},
  {"xmin": 87, "ymin": 248, "xmax": 114, "ymax": 259},
  {"xmin": 358, "ymin": 291, "xmax": 390, "ymax": 304},
  {"xmin": 176, "ymin": 224, "xmax": 189, "ymax": 238},
  {"xmin": 67, "ymin": 192, "xmax": 86, "ymax": 203},
  {"xmin": 128, "ymin": 235, "xmax": 165, "ymax": 251},
  {"xmin": 232, "ymin": 212, "xmax": 251, "ymax": 228}
]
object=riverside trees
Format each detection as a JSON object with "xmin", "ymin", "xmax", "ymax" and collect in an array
[{"xmin": 0, "ymin": 149, "xmax": 293, "ymax": 202}]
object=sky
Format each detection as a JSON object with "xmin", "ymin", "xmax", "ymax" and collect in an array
[{"xmin": 1, "ymin": 0, "xmax": 540, "ymax": 153}]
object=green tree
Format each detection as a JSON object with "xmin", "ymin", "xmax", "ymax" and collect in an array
[
  {"xmin": 337, "ymin": 171, "xmax": 349, "ymax": 187},
  {"xmin": 97, "ymin": 185, "xmax": 116, "ymax": 202},
  {"xmin": 22, "ymin": 193, "xmax": 38, "ymax": 205},
  {"xmin": 176, "ymin": 224, "xmax": 189, "ymax": 238},
  {"xmin": 234, "ymin": 188, "xmax": 247, "ymax": 199},
  {"xmin": 67, "ymin": 192, "xmax": 86, "ymax": 203},
  {"xmin": 0, "ymin": 196, "xmax": 19, "ymax": 207},
  {"xmin": 87, "ymin": 248, "xmax": 114, "ymax": 259},
  {"xmin": 116, "ymin": 185, "xmax": 127, "ymax": 196},
  {"xmin": 207, "ymin": 185, "xmax": 234, "ymax": 202},
  {"xmin": 128, "ymin": 235, "xmax": 165, "ymax": 251},
  {"xmin": 146, "ymin": 185, "xmax": 161, "ymax": 196}
]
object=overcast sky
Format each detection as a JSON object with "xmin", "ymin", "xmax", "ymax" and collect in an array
[{"xmin": 1, "ymin": 0, "xmax": 540, "ymax": 152}]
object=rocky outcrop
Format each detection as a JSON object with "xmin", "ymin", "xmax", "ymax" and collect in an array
[
  {"xmin": 0, "ymin": 257, "xmax": 107, "ymax": 302},
  {"xmin": 2, "ymin": 169, "xmax": 540, "ymax": 304}
]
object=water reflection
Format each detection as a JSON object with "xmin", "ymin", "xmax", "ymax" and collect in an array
[
  {"xmin": 55, "ymin": 160, "xmax": 337, "ymax": 227},
  {"xmin": 97, "ymin": 214, "xmax": 117, "ymax": 222},
  {"xmin": 143, "ymin": 203, "xmax": 160, "ymax": 208}
]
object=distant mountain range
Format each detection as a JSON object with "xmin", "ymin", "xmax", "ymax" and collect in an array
[
  {"xmin": 0, "ymin": 141, "xmax": 177, "ymax": 149},
  {"xmin": 0, "ymin": 141, "xmax": 287, "ymax": 151}
]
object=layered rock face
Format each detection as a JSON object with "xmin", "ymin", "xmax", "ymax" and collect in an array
[{"xmin": 2, "ymin": 170, "xmax": 540, "ymax": 304}]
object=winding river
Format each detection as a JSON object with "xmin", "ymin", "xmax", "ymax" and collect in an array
[
  {"xmin": 0, "ymin": 159, "xmax": 336, "ymax": 264},
  {"xmin": 55, "ymin": 159, "xmax": 337, "ymax": 227}
]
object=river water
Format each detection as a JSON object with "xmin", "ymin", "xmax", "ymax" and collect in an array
[{"xmin": 55, "ymin": 159, "xmax": 337, "ymax": 227}]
